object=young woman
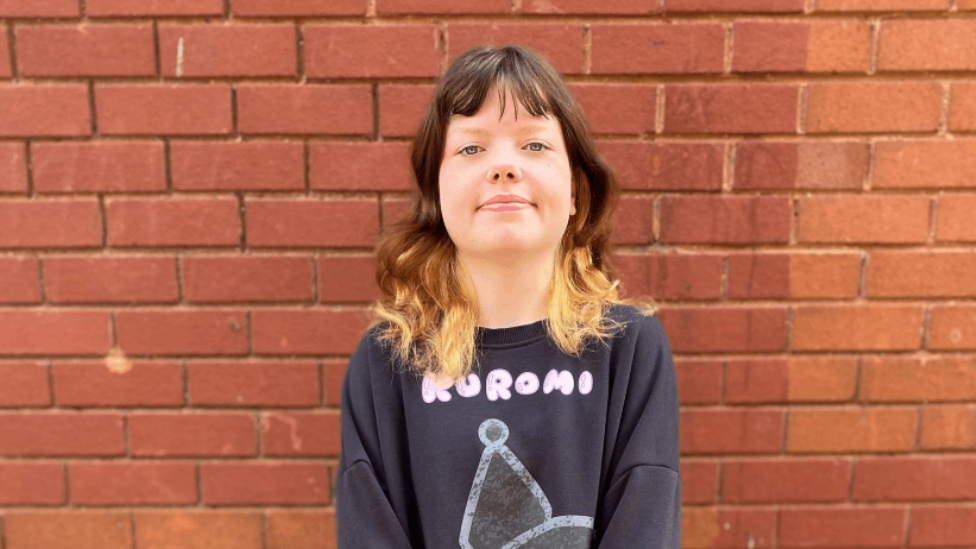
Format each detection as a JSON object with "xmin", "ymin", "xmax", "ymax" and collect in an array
[{"xmin": 335, "ymin": 45, "xmax": 681, "ymax": 549}]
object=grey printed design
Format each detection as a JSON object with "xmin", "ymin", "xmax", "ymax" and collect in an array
[{"xmin": 459, "ymin": 418, "xmax": 593, "ymax": 549}]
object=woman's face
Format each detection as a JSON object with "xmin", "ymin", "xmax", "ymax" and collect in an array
[{"xmin": 438, "ymin": 85, "xmax": 576, "ymax": 262}]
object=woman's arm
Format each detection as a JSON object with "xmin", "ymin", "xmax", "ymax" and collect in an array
[
  {"xmin": 596, "ymin": 315, "xmax": 682, "ymax": 548},
  {"xmin": 335, "ymin": 329, "xmax": 413, "ymax": 548}
]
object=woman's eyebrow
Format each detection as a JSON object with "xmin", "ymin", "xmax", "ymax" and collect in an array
[{"xmin": 451, "ymin": 124, "xmax": 551, "ymax": 136}]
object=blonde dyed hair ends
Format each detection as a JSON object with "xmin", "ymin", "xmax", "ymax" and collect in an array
[{"xmin": 367, "ymin": 45, "xmax": 658, "ymax": 384}]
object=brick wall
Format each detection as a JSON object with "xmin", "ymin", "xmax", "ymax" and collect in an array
[{"xmin": 1, "ymin": 0, "xmax": 975, "ymax": 548}]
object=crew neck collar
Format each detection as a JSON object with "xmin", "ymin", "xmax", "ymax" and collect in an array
[{"xmin": 476, "ymin": 318, "xmax": 548, "ymax": 347}]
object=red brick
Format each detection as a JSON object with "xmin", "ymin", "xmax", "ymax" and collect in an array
[
  {"xmin": 129, "ymin": 412, "xmax": 257, "ymax": 457},
  {"xmin": 779, "ymin": 507, "xmax": 906, "ymax": 548},
  {"xmin": 379, "ymin": 0, "xmax": 509, "ymax": 13},
  {"xmin": 734, "ymin": 141, "xmax": 797, "ymax": 190},
  {"xmin": 679, "ymin": 460, "xmax": 719, "ymax": 504},
  {"xmin": 245, "ymin": 198, "xmax": 378, "ymax": 248},
  {"xmin": 0, "ymin": 256, "xmax": 41, "ymax": 304},
  {"xmin": 789, "ymin": 252, "xmax": 862, "ymax": 299},
  {"xmin": 0, "ymin": 361, "xmax": 49, "ymax": 407},
  {"xmin": 798, "ymin": 194, "xmax": 930, "ymax": 244},
  {"xmin": 0, "ymin": 412, "xmax": 124, "ymax": 456},
  {"xmin": 660, "ymin": 195, "xmax": 791, "ymax": 244},
  {"xmin": 87, "ymin": 0, "xmax": 224, "ymax": 16},
  {"xmin": 818, "ymin": 0, "xmax": 948, "ymax": 9},
  {"xmin": 448, "ymin": 23, "xmax": 585, "ymax": 74},
  {"xmin": 797, "ymin": 141, "xmax": 870, "ymax": 189},
  {"xmin": 45, "ymin": 255, "xmax": 178, "ymax": 303},
  {"xmin": 310, "ymin": 142, "xmax": 413, "ymax": 191},
  {"xmin": 874, "ymin": 139, "xmax": 976, "ymax": 189},
  {"xmin": 854, "ymin": 456, "xmax": 976, "ymax": 501},
  {"xmin": 0, "ymin": 310, "xmax": 111, "ymax": 356},
  {"xmin": 16, "ymin": 23, "xmax": 154, "ymax": 77},
  {"xmin": 568, "ymin": 84, "xmax": 656, "ymax": 135},
  {"xmin": 807, "ymin": 20, "xmax": 872, "ymax": 73},
  {"xmin": 787, "ymin": 356, "xmax": 858, "ymax": 402},
  {"xmin": 201, "ymin": 462, "xmax": 330, "ymax": 504},
  {"xmin": 0, "ymin": 0, "xmax": 79, "ymax": 17},
  {"xmin": 867, "ymin": 250, "xmax": 976, "ymax": 298},
  {"xmin": 182, "ymin": 255, "xmax": 314, "ymax": 303},
  {"xmin": 32, "ymin": 141, "xmax": 166, "ymax": 193},
  {"xmin": 52, "ymin": 360, "xmax": 183, "ymax": 406},
  {"xmin": 0, "ymin": 84, "xmax": 91, "ymax": 137},
  {"xmin": 105, "ymin": 196, "xmax": 240, "ymax": 247},
  {"xmin": 732, "ymin": 22, "xmax": 808, "ymax": 72},
  {"xmin": 728, "ymin": 253, "xmax": 790, "ymax": 299},
  {"xmin": 237, "ymin": 84, "xmax": 372, "ymax": 135},
  {"xmin": 910, "ymin": 505, "xmax": 976, "ymax": 547},
  {"xmin": 267, "ymin": 510, "xmax": 337, "ymax": 549},
  {"xmin": 949, "ymin": 81, "xmax": 976, "ymax": 131},
  {"xmin": 726, "ymin": 359, "xmax": 788, "ymax": 403},
  {"xmin": 792, "ymin": 304, "xmax": 924, "ymax": 351},
  {"xmin": 666, "ymin": 0, "xmax": 803, "ymax": 11},
  {"xmin": 610, "ymin": 196, "xmax": 654, "ymax": 244},
  {"xmin": 807, "ymin": 81, "xmax": 943, "ymax": 133},
  {"xmin": 116, "ymin": 309, "xmax": 248, "ymax": 356},
  {"xmin": 251, "ymin": 308, "xmax": 375, "ymax": 355},
  {"xmin": 323, "ymin": 359, "xmax": 346, "ymax": 407},
  {"xmin": 596, "ymin": 141, "xmax": 724, "ymax": 191},
  {"xmin": 233, "ymin": 0, "xmax": 365, "ymax": 16},
  {"xmin": 135, "ymin": 512, "xmax": 263, "ymax": 548},
  {"xmin": 0, "ymin": 462, "xmax": 63, "ymax": 505},
  {"xmin": 170, "ymin": 140, "xmax": 304, "ymax": 192},
  {"xmin": 0, "ymin": 141, "xmax": 28, "ymax": 193},
  {"xmin": 159, "ymin": 23, "xmax": 296, "ymax": 77},
  {"xmin": 304, "ymin": 24, "xmax": 439, "ymax": 78},
  {"xmin": 0, "ymin": 23, "xmax": 9, "ymax": 77},
  {"xmin": 592, "ymin": 23, "xmax": 724, "ymax": 75},
  {"xmin": 861, "ymin": 356, "xmax": 976, "ymax": 402},
  {"xmin": 188, "ymin": 360, "xmax": 318, "ymax": 406},
  {"xmin": 683, "ymin": 507, "xmax": 777, "ymax": 549},
  {"xmin": 929, "ymin": 304, "xmax": 976, "ymax": 350},
  {"xmin": 317, "ymin": 255, "xmax": 382, "ymax": 303},
  {"xmin": 823, "ymin": 0, "xmax": 949, "ymax": 8},
  {"xmin": 674, "ymin": 359, "xmax": 722, "ymax": 405},
  {"xmin": 664, "ymin": 83, "xmax": 798, "ymax": 134},
  {"xmin": 880, "ymin": 19, "xmax": 976, "ymax": 71},
  {"xmin": 262, "ymin": 411, "xmax": 341, "ymax": 456},
  {"xmin": 680, "ymin": 409, "xmax": 783, "ymax": 454},
  {"xmin": 787, "ymin": 407, "xmax": 917, "ymax": 453},
  {"xmin": 613, "ymin": 252, "xmax": 723, "ymax": 301},
  {"xmin": 920, "ymin": 405, "xmax": 976, "ymax": 450},
  {"xmin": 658, "ymin": 307, "xmax": 788, "ymax": 353},
  {"xmin": 0, "ymin": 199, "xmax": 101, "ymax": 249},
  {"xmin": 96, "ymin": 84, "xmax": 232, "ymax": 136},
  {"xmin": 5, "ymin": 511, "xmax": 132, "ymax": 549},
  {"xmin": 936, "ymin": 193, "xmax": 976, "ymax": 242},
  {"xmin": 379, "ymin": 84, "xmax": 433, "ymax": 137},
  {"xmin": 724, "ymin": 458, "xmax": 850, "ymax": 502},
  {"xmin": 70, "ymin": 461, "xmax": 197, "ymax": 505},
  {"xmin": 523, "ymin": 0, "xmax": 657, "ymax": 13}
]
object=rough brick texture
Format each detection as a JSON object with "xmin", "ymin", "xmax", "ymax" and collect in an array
[{"xmin": 0, "ymin": 2, "xmax": 971, "ymax": 548}]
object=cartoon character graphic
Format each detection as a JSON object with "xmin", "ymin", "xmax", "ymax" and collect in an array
[{"xmin": 459, "ymin": 418, "xmax": 594, "ymax": 549}]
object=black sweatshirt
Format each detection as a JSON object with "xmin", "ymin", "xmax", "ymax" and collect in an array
[{"xmin": 335, "ymin": 303, "xmax": 681, "ymax": 549}]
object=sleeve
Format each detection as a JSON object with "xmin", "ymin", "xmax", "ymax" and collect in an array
[
  {"xmin": 334, "ymin": 328, "xmax": 413, "ymax": 549},
  {"xmin": 596, "ymin": 314, "xmax": 682, "ymax": 549}
]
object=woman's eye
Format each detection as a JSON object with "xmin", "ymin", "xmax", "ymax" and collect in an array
[
  {"xmin": 527, "ymin": 142, "xmax": 546, "ymax": 152},
  {"xmin": 461, "ymin": 145, "xmax": 480, "ymax": 156}
]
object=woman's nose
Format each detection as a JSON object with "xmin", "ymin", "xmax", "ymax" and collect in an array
[{"xmin": 487, "ymin": 162, "xmax": 522, "ymax": 182}]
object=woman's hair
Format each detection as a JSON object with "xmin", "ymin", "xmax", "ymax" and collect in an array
[{"xmin": 367, "ymin": 44, "xmax": 658, "ymax": 383}]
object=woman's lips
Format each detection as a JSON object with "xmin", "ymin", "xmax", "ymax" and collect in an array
[{"xmin": 479, "ymin": 203, "xmax": 533, "ymax": 212}]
